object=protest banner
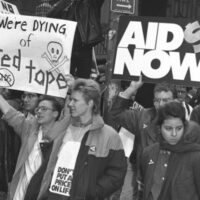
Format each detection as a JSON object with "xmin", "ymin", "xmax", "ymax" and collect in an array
[
  {"xmin": 112, "ymin": 16, "xmax": 200, "ymax": 86},
  {"xmin": 0, "ymin": 0, "xmax": 19, "ymax": 14},
  {"xmin": 0, "ymin": 13, "xmax": 77, "ymax": 97}
]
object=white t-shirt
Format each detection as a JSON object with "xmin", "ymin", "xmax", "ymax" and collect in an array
[{"xmin": 14, "ymin": 127, "xmax": 43, "ymax": 200}]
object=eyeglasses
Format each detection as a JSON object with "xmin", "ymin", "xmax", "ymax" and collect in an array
[
  {"xmin": 22, "ymin": 94, "xmax": 38, "ymax": 100},
  {"xmin": 35, "ymin": 106, "xmax": 54, "ymax": 113},
  {"xmin": 154, "ymin": 98, "xmax": 173, "ymax": 104}
]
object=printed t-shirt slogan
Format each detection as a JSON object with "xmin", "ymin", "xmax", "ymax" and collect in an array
[
  {"xmin": 49, "ymin": 124, "xmax": 89, "ymax": 197},
  {"xmin": 0, "ymin": 13, "xmax": 77, "ymax": 97},
  {"xmin": 112, "ymin": 16, "xmax": 200, "ymax": 86}
]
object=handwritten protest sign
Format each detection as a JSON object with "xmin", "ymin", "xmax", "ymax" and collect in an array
[
  {"xmin": 112, "ymin": 16, "xmax": 200, "ymax": 87},
  {"xmin": 0, "ymin": 13, "xmax": 77, "ymax": 97},
  {"xmin": 0, "ymin": 0, "xmax": 19, "ymax": 14}
]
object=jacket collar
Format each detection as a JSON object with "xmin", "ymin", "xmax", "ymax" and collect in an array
[
  {"xmin": 90, "ymin": 114, "xmax": 104, "ymax": 131},
  {"xmin": 71, "ymin": 114, "xmax": 104, "ymax": 132}
]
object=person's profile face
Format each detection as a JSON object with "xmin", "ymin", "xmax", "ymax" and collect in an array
[
  {"xmin": 68, "ymin": 91, "xmax": 92, "ymax": 119},
  {"xmin": 161, "ymin": 117, "xmax": 184, "ymax": 145},
  {"xmin": 153, "ymin": 91, "xmax": 173, "ymax": 110}
]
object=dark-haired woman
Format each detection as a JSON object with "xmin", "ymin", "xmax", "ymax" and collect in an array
[{"xmin": 140, "ymin": 101, "xmax": 200, "ymax": 200}]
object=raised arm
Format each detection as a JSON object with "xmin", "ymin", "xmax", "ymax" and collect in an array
[
  {"xmin": 121, "ymin": 76, "xmax": 143, "ymax": 99},
  {"xmin": 0, "ymin": 94, "xmax": 13, "ymax": 114},
  {"xmin": 0, "ymin": 93, "xmax": 33, "ymax": 138},
  {"xmin": 109, "ymin": 77, "xmax": 143, "ymax": 134}
]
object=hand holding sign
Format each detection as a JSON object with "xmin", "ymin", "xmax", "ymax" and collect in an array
[
  {"xmin": 123, "ymin": 76, "xmax": 143, "ymax": 99},
  {"xmin": 65, "ymin": 74, "xmax": 75, "ymax": 89}
]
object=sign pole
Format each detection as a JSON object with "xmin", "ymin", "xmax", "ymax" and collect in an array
[{"xmin": 102, "ymin": 0, "xmax": 138, "ymax": 127}]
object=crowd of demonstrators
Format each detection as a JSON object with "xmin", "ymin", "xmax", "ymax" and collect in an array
[
  {"xmin": 0, "ymin": 75, "xmax": 200, "ymax": 200},
  {"xmin": 140, "ymin": 101, "xmax": 200, "ymax": 200},
  {"xmin": 47, "ymin": 0, "xmax": 105, "ymax": 79},
  {"xmin": 0, "ymin": 77, "xmax": 127, "ymax": 200},
  {"xmin": 108, "ymin": 78, "xmax": 200, "ymax": 200},
  {"xmin": 2, "ymin": 1, "xmax": 200, "ymax": 199},
  {"xmin": 38, "ymin": 78, "xmax": 126, "ymax": 200}
]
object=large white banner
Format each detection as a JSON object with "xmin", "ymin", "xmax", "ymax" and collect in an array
[
  {"xmin": 0, "ymin": 13, "xmax": 77, "ymax": 97},
  {"xmin": 112, "ymin": 16, "xmax": 200, "ymax": 87}
]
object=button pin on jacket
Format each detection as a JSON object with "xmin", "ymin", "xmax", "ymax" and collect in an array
[
  {"xmin": 148, "ymin": 159, "xmax": 154, "ymax": 165},
  {"xmin": 143, "ymin": 124, "xmax": 148, "ymax": 129},
  {"xmin": 89, "ymin": 146, "xmax": 96, "ymax": 152}
]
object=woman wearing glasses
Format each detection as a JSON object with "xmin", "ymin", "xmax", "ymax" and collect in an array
[
  {"xmin": 0, "ymin": 93, "xmax": 71, "ymax": 200},
  {"xmin": 140, "ymin": 101, "xmax": 200, "ymax": 200}
]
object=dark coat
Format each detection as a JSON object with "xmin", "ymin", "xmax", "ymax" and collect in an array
[
  {"xmin": 0, "ymin": 99, "xmax": 21, "ymax": 193},
  {"xmin": 41, "ymin": 115, "xmax": 127, "ymax": 200},
  {"xmin": 74, "ymin": 0, "xmax": 105, "ymax": 46},
  {"xmin": 47, "ymin": 0, "xmax": 105, "ymax": 46},
  {"xmin": 0, "ymin": 119, "xmax": 20, "ymax": 192},
  {"xmin": 140, "ymin": 142, "xmax": 200, "ymax": 200},
  {"xmin": 191, "ymin": 104, "xmax": 200, "ymax": 125},
  {"xmin": 110, "ymin": 96, "xmax": 157, "ymax": 166}
]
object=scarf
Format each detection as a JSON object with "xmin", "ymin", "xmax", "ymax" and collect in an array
[{"xmin": 157, "ymin": 131, "xmax": 200, "ymax": 200}]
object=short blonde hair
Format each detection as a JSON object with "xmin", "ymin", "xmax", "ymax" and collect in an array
[{"xmin": 72, "ymin": 78, "xmax": 101, "ymax": 114}]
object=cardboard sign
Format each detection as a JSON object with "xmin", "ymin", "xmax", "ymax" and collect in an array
[
  {"xmin": 0, "ymin": 13, "xmax": 77, "ymax": 97},
  {"xmin": 0, "ymin": 0, "xmax": 19, "ymax": 14},
  {"xmin": 112, "ymin": 16, "xmax": 200, "ymax": 87}
]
